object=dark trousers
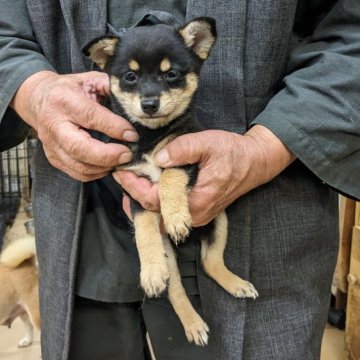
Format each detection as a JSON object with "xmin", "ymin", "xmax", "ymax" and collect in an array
[{"xmin": 69, "ymin": 295, "xmax": 214, "ymax": 360}]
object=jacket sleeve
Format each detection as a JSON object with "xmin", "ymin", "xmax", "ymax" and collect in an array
[
  {"xmin": 0, "ymin": 0, "xmax": 55, "ymax": 149},
  {"xmin": 252, "ymin": 0, "xmax": 360, "ymax": 200}
]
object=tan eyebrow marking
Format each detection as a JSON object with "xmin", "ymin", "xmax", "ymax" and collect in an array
[
  {"xmin": 160, "ymin": 57, "xmax": 171, "ymax": 72},
  {"xmin": 129, "ymin": 59, "xmax": 140, "ymax": 71}
]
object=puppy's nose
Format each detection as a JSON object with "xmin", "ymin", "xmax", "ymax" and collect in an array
[{"xmin": 141, "ymin": 98, "xmax": 160, "ymax": 115}]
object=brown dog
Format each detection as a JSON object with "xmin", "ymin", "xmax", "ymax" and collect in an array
[{"xmin": 0, "ymin": 236, "xmax": 40, "ymax": 347}]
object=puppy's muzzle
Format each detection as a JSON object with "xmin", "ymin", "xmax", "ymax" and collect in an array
[{"xmin": 141, "ymin": 97, "xmax": 160, "ymax": 116}]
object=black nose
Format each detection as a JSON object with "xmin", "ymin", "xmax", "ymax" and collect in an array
[{"xmin": 141, "ymin": 98, "xmax": 160, "ymax": 115}]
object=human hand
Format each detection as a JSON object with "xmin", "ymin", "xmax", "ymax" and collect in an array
[
  {"xmin": 11, "ymin": 71, "xmax": 138, "ymax": 181},
  {"xmin": 114, "ymin": 125, "xmax": 295, "ymax": 226}
]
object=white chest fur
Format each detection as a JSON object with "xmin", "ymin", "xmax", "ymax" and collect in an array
[{"xmin": 122, "ymin": 154, "xmax": 162, "ymax": 183}]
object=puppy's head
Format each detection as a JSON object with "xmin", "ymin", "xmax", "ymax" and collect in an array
[{"xmin": 84, "ymin": 18, "xmax": 216, "ymax": 129}]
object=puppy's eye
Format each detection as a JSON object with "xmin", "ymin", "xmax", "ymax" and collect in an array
[
  {"xmin": 165, "ymin": 70, "xmax": 180, "ymax": 82},
  {"xmin": 123, "ymin": 71, "xmax": 137, "ymax": 83}
]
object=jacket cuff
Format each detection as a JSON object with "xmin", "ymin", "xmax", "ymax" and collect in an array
[{"xmin": 251, "ymin": 111, "xmax": 360, "ymax": 200}]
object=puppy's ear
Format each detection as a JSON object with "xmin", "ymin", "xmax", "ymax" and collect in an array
[
  {"xmin": 178, "ymin": 17, "xmax": 216, "ymax": 60},
  {"xmin": 83, "ymin": 36, "xmax": 119, "ymax": 69}
]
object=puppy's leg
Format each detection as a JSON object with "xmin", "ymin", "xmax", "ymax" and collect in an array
[
  {"xmin": 26, "ymin": 286, "xmax": 41, "ymax": 330},
  {"xmin": 201, "ymin": 211, "xmax": 258, "ymax": 299},
  {"xmin": 164, "ymin": 238, "xmax": 209, "ymax": 346},
  {"xmin": 17, "ymin": 312, "xmax": 33, "ymax": 348},
  {"xmin": 159, "ymin": 168, "xmax": 192, "ymax": 243},
  {"xmin": 134, "ymin": 210, "xmax": 170, "ymax": 297}
]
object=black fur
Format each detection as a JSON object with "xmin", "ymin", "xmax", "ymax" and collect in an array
[{"xmin": 84, "ymin": 18, "xmax": 217, "ymax": 242}]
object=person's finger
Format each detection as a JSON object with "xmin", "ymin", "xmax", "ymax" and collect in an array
[
  {"xmin": 53, "ymin": 121, "xmax": 133, "ymax": 167},
  {"xmin": 45, "ymin": 142, "xmax": 113, "ymax": 175},
  {"xmin": 44, "ymin": 144, "xmax": 112, "ymax": 181},
  {"xmin": 67, "ymin": 95, "xmax": 138, "ymax": 142},
  {"xmin": 113, "ymin": 171, "xmax": 160, "ymax": 211},
  {"xmin": 155, "ymin": 132, "xmax": 206, "ymax": 168}
]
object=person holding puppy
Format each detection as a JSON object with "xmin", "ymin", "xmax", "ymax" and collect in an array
[{"xmin": 1, "ymin": 1, "xmax": 359, "ymax": 360}]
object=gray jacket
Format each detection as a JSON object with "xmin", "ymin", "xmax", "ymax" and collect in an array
[{"xmin": 1, "ymin": 0, "xmax": 360, "ymax": 359}]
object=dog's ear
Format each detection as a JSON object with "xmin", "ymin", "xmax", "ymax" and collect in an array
[
  {"xmin": 83, "ymin": 36, "xmax": 119, "ymax": 69},
  {"xmin": 178, "ymin": 17, "xmax": 216, "ymax": 60}
]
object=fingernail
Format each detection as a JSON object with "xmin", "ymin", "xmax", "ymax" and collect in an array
[
  {"xmin": 119, "ymin": 151, "xmax": 132, "ymax": 164},
  {"xmin": 123, "ymin": 130, "xmax": 138, "ymax": 142},
  {"xmin": 155, "ymin": 149, "xmax": 169, "ymax": 165}
]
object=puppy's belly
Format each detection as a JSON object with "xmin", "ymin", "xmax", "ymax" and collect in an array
[
  {"xmin": 1, "ymin": 304, "xmax": 26, "ymax": 327},
  {"xmin": 122, "ymin": 155, "xmax": 162, "ymax": 183}
]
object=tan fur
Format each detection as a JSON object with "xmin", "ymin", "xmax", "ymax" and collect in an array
[
  {"xmin": 87, "ymin": 37, "xmax": 118, "ymax": 69},
  {"xmin": 118, "ymin": 136, "xmax": 175, "ymax": 182},
  {"xmin": 110, "ymin": 75, "xmax": 142, "ymax": 119},
  {"xmin": 159, "ymin": 168, "xmax": 192, "ymax": 243},
  {"xmin": 1, "ymin": 236, "xmax": 36, "ymax": 267},
  {"xmin": 157, "ymin": 73, "xmax": 198, "ymax": 125},
  {"xmin": 133, "ymin": 211, "xmax": 169, "ymax": 297},
  {"xmin": 179, "ymin": 21, "xmax": 216, "ymax": 60},
  {"xmin": 110, "ymin": 73, "xmax": 198, "ymax": 129},
  {"xmin": 0, "ymin": 238, "xmax": 40, "ymax": 347},
  {"xmin": 201, "ymin": 211, "xmax": 258, "ymax": 299},
  {"xmin": 164, "ymin": 239, "xmax": 209, "ymax": 346},
  {"xmin": 121, "ymin": 158, "xmax": 162, "ymax": 183},
  {"xmin": 160, "ymin": 57, "xmax": 171, "ymax": 72},
  {"xmin": 129, "ymin": 59, "xmax": 140, "ymax": 71}
]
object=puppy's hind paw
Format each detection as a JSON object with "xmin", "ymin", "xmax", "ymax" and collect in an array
[
  {"xmin": 230, "ymin": 279, "xmax": 259, "ymax": 299},
  {"xmin": 18, "ymin": 335, "xmax": 32, "ymax": 348},
  {"xmin": 140, "ymin": 259, "xmax": 170, "ymax": 297},
  {"xmin": 184, "ymin": 317, "xmax": 210, "ymax": 347}
]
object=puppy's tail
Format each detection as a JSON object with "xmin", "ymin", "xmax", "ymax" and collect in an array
[{"xmin": 0, "ymin": 236, "xmax": 36, "ymax": 268}]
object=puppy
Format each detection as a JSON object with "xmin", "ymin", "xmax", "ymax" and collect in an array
[
  {"xmin": 84, "ymin": 17, "xmax": 258, "ymax": 346},
  {"xmin": 0, "ymin": 236, "xmax": 40, "ymax": 347}
]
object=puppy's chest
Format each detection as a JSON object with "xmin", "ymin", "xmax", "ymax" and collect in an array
[
  {"xmin": 122, "ymin": 154, "xmax": 162, "ymax": 182},
  {"xmin": 118, "ymin": 136, "xmax": 174, "ymax": 183}
]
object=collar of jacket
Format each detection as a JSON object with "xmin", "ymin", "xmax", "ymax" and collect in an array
[{"xmin": 107, "ymin": 10, "xmax": 183, "ymax": 38}]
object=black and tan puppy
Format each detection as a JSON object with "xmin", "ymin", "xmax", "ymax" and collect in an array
[{"xmin": 84, "ymin": 17, "xmax": 258, "ymax": 345}]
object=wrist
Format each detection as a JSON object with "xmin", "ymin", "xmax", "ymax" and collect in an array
[
  {"xmin": 11, "ymin": 70, "xmax": 59, "ymax": 129},
  {"xmin": 244, "ymin": 124, "xmax": 296, "ymax": 185}
]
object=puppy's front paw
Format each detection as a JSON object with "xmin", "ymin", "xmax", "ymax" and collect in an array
[
  {"xmin": 163, "ymin": 210, "xmax": 192, "ymax": 244},
  {"xmin": 140, "ymin": 256, "xmax": 170, "ymax": 297},
  {"xmin": 184, "ymin": 315, "xmax": 210, "ymax": 347}
]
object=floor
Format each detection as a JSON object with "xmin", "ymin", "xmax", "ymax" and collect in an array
[
  {"xmin": 0, "ymin": 319, "xmax": 41, "ymax": 360},
  {"xmin": 0, "ymin": 206, "xmax": 348, "ymax": 360}
]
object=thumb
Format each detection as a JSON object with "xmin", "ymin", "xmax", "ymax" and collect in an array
[{"xmin": 155, "ymin": 132, "xmax": 205, "ymax": 168}]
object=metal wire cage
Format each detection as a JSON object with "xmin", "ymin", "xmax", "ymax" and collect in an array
[
  {"xmin": 0, "ymin": 139, "xmax": 37, "ymax": 245},
  {"xmin": 0, "ymin": 140, "xmax": 33, "ymax": 202}
]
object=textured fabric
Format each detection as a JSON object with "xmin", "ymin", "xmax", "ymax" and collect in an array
[
  {"xmin": 69, "ymin": 296, "xmax": 151, "ymax": 360},
  {"xmin": 1, "ymin": 0, "xmax": 358, "ymax": 359},
  {"xmin": 252, "ymin": 0, "xmax": 360, "ymax": 199},
  {"xmin": 142, "ymin": 296, "xmax": 214, "ymax": 360},
  {"xmin": 198, "ymin": 165, "xmax": 338, "ymax": 359},
  {"xmin": 0, "ymin": 0, "xmax": 54, "ymax": 149},
  {"xmin": 70, "ymin": 295, "xmax": 214, "ymax": 360},
  {"xmin": 0, "ymin": 108, "xmax": 30, "ymax": 151},
  {"xmin": 108, "ymin": 0, "xmax": 187, "ymax": 30}
]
